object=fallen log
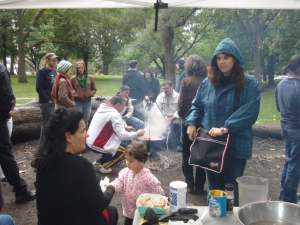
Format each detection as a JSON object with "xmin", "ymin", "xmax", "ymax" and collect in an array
[{"xmin": 11, "ymin": 97, "xmax": 106, "ymax": 143}]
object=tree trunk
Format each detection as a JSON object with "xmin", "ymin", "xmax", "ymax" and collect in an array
[
  {"xmin": 252, "ymin": 35, "xmax": 263, "ymax": 83},
  {"xmin": 162, "ymin": 25, "xmax": 175, "ymax": 85},
  {"xmin": 102, "ymin": 63, "xmax": 109, "ymax": 75},
  {"xmin": 16, "ymin": 10, "xmax": 27, "ymax": 83},
  {"xmin": 1, "ymin": 33, "xmax": 7, "ymax": 68},
  {"xmin": 10, "ymin": 55, "xmax": 15, "ymax": 75},
  {"xmin": 267, "ymin": 55, "xmax": 275, "ymax": 87}
]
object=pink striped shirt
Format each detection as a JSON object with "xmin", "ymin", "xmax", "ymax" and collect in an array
[{"xmin": 111, "ymin": 167, "xmax": 164, "ymax": 219}]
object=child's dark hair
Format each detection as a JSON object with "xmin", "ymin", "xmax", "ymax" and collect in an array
[{"xmin": 126, "ymin": 142, "xmax": 148, "ymax": 163}]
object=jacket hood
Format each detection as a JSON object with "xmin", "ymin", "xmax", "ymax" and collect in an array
[
  {"xmin": 97, "ymin": 103, "xmax": 119, "ymax": 114},
  {"xmin": 212, "ymin": 38, "xmax": 244, "ymax": 65}
]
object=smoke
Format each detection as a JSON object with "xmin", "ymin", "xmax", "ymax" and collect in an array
[{"xmin": 144, "ymin": 102, "xmax": 168, "ymax": 138}]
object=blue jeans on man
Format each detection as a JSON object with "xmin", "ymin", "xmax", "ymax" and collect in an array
[
  {"xmin": 124, "ymin": 116, "xmax": 144, "ymax": 130},
  {"xmin": 279, "ymin": 129, "xmax": 300, "ymax": 203},
  {"xmin": 40, "ymin": 102, "xmax": 54, "ymax": 138},
  {"xmin": 75, "ymin": 100, "xmax": 92, "ymax": 125}
]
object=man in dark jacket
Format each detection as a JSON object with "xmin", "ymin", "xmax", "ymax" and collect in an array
[
  {"xmin": 0, "ymin": 63, "xmax": 35, "ymax": 204},
  {"xmin": 122, "ymin": 60, "xmax": 146, "ymax": 120},
  {"xmin": 36, "ymin": 53, "xmax": 57, "ymax": 136},
  {"xmin": 276, "ymin": 54, "xmax": 300, "ymax": 204}
]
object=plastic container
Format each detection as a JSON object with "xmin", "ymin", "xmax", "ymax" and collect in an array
[
  {"xmin": 136, "ymin": 193, "xmax": 169, "ymax": 216},
  {"xmin": 237, "ymin": 176, "xmax": 268, "ymax": 206},
  {"xmin": 169, "ymin": 181, "xmax": 187, "ymax": 212},
  {"xmin": 208, "ymin": 190, "xmax": 227, "ymax": 217}
]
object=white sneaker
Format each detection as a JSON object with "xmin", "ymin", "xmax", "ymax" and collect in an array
[{"xmin": 99, "ymin": 167, "xmax": 112, "ymax": 174}]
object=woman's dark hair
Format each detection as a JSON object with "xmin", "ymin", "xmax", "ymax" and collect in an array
[
  {"xmin": 185, "ymin": 55, "xmax": 207, "ymax": 78},
  {"xmin": 32, "ymin": 108, "xmax": 83, "ymax": 172},
  {"xmin": 284, "ymin": 54, "xmax": 300, "ymax": 75},
  {"xmin": 144, "ymin": 69, "xmax": 155, "ymax": 79},
  {"xmin": 126, "ymin": 142, "xmax": 148, "ymax": 163},
  {"xmin": 208, "ymin": 53, "xmax": 245, "ymax": 91}
]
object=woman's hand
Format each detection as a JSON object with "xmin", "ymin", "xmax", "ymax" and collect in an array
[
  {"xmin": 208, "ymin": 128, "xmax": 228, "ymax": 137},
  {"xmin": 187, "ymin": 125, "xmax": 197, "ymax": 141}
]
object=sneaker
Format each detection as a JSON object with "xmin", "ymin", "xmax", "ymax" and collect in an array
[
  {"xmin": 15, "ymin": 190, "xmax": 36, "ymax": 204},
  {"xmin": 98, "ymin": 167, "xmax": 112, "ymax": 174}
]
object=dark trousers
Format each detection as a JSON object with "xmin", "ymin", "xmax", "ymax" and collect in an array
[
  {"xmin": 0, "ymin": 119, "xmax": 27, "ymax": 194},
  {"xmin": 206, "ymin": 155, "xmax": 247, "ymax": 206},
  {"xmin": 182, "ymin": 125, "xmax": 206, "ymax": 190},
  {"xmin": 40, "ymin": 102, "xmax": 54, "ymax": 139},
  {"xmin": 124, "ymin": 217, "xmax": 133, "ymax": 225}
]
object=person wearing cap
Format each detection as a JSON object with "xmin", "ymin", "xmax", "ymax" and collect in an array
[
  {"xmin": 0, "ymin": 63, "xmax": 36, "ymax": 204},
  {"xmin": 175, "ymin": 58, "xmax": 185, "ymax": 92},
  {"xmin": 36, "ymin": 53, "xmax": 58, "ymax": 137},
  {"xmin": 71, "ymin": 61, "xmax": 97, "ymax": 125},
  {"xmin": 276, "ymin": 54, "xmax": 300, "ymax": 204},
  {"xmin": 51, "ymin": 60, "xmax": 75, "ymax": 109},
  {"xmin": 185, "ymin": 38, "xmax": 260, "ymax": 205},
  {"xmin": 122, "ymin": 60, "xmax": 147, "ymax": 120}
]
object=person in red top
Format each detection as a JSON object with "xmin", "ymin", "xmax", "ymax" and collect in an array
[{"xmin": 51, "ymin": 60, "xmax": 75, "ymax": 109}]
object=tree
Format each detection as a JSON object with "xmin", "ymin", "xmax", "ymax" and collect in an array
[
  {"xmin": 0, "ymin": 10, "xmax": 17, "ymax": 74},
  {"xmin": 16, "ymin": 9, "xmax": 46, "ymax": 82},
  {"xmin": 235, "ymin": 9, "xmax": 280, "ymax": 82}
]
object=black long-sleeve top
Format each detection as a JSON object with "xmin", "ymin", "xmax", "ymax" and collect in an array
[
  {"xmin": 0, "ymin": 64, "xmax": 15, "ymax": 122},
  {"xmin": 36, "ymin": 153, "xmax": 114, "ymax": 225},
  {"xmin": 36, "ymin": 67, "xmax": 56, "ymax": 103}
]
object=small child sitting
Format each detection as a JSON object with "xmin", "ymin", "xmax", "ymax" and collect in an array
[{"xmin": 111, "ymin": 142, "xmax": 164, "ymax": 225}]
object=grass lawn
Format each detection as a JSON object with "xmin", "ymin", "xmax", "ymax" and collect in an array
[
  {"xmin": 11, "ymin": 75, "xmax": 280, "ymax": 126},
  {"xmin": 256, "ymin": 88, "xmax": 280, "ymax": 126}
]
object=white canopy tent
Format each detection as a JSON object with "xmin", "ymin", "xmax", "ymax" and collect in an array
[{"xmin": 0, "ymin": 0, "xmax": 300, "ymax": 9}]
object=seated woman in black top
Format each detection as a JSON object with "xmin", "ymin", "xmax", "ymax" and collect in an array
[{"xmin": 32, "ymin": 108, "xmax": 118, "ymax": 225}]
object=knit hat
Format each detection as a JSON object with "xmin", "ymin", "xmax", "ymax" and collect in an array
[
  {"xmin": 57, "ymin": 60, "xmax": 72, "ymax": 73},
  {"xmin": 212, "ymin": 38, "xmax": 244, "ymax": 65}
]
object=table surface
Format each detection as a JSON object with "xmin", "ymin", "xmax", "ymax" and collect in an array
[{"xmin": 133, "ymin": 206, "xmax": 241, "ymax": 225}]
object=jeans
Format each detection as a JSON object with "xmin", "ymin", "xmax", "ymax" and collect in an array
[
  {"xmin": 132, "ymin": 101, "xmax": 144, "ymax": 121},
  {"xmin": 182, "ymin": 125, "xmax": 206, "ymax": 191},
  {"xmin": 206, "ymin": 156, "xmax": 247, "ymax": 206},
  {"xmin": 0, "ymin": 215, "xmax": 16, "ymax": 225},
  {"xmin": 124, "ymin": 116, "xmax": 144, "ymax": 130},
  {"xmin": 279, "ymin": 135, "xmax": 300, "ymax": 203},
  {"xmin": 40, "ymin": 102, "xmax": 54, "ymax": 138},
  {"xmin": 0, "ymin": 120, "xmax": 27, "ymax": 194},
  {"xmin": 75, "ymin": 100, "xmax": 92, "ymax": 125}
]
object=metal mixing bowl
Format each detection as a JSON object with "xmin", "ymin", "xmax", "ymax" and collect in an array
[{"xmin": 237, "ymin": 201, "xmax": 300, "ymax": 225}]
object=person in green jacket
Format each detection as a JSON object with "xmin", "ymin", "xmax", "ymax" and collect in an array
[{"xmin": 185, "ymin": 38, "xmax": 260, "ymax": 205}]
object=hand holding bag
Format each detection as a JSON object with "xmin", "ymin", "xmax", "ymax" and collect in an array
[{"xmin": 189, "ymin": 128, "xmax": 230, "ymax": 173}]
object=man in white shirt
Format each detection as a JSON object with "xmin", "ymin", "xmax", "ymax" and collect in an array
[
  {"xmin": 87, "ymin": 95, "xmax": 144, "ymax": 173},
  {"xmin": 156, "ymin": 80, "xmax": 181, "ymax": 150}
]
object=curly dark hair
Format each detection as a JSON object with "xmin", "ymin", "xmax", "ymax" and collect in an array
[
  {"xmin": 32, "ymin": 108, "xmax": 83, "ymax": 172},
  {"xmin": 208, "ymin": 53, "xmax": 245, "ymax": 91},
  {"xmin": 185, "ymin": 55, "xmax": 207, "ymax": 78}
]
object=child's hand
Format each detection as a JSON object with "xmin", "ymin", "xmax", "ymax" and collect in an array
[{"xmin": 99, "ymin": 176, "xmax": 110, "ymax": 192}]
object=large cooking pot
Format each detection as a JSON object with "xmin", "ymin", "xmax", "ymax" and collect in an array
[{"xmin": 237, "ymin": 201, "xmax": 300, "ymax": 225}]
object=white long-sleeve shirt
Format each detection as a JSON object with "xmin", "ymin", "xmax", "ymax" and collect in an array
[{"xmin": 87, "ymin": 103, "xmax": 139, "ymax": 155}]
